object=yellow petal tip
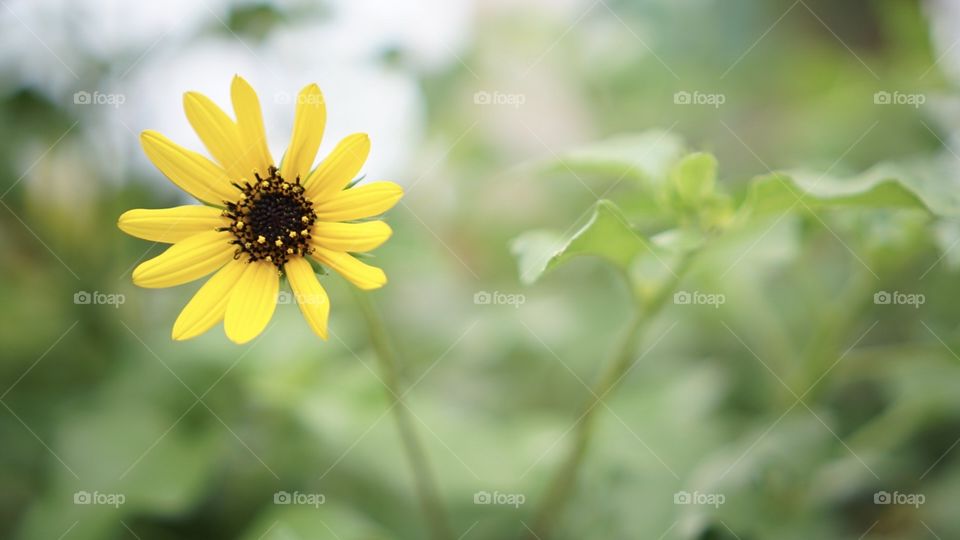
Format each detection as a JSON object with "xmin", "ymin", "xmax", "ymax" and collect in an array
[
  {"xmin": 358, "ymin": 274, "xmax": 387, "ymax": 291},
  {"xmin": 225, "ymin": 331, "xmax": 256, "ymax": 345},
  {"xmin": 116, "ymin": 210, "xmax": 132, "ymax": 231}
]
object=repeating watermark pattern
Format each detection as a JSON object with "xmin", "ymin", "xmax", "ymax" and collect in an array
[
  {"xmin": 673, "ymin": 490, "xmax": 725, "ymax": 508},
  {"xmin": 73, "ymin": 90, "xmax": 125, "ymax": 108},
  {"xmin": 673, "ymin": 290, "xmax": 725, "ymax": 308},
  {"xmin": 73, "ymin": 490, "xmax": 125, "ymax": 508},
  {"xmin": 674, "ymin": 91, "xmax": 726, "ymax": 109},
  {"xmin": 474, "ymin": 290, "xmax": 525, "ymax": 308},
  {"xmin": 873, "ymin": 290, "xmax": 924, "ymax": 309},
  {"xmin": 473, "ymin": 90, "xmax": 526, "ymax": 109},
  {"xmin": 873, "ymin": 91, "xmax": 925, "ymax": 109},
  {"xmin": 473, "ymin": 490, "xmax": 525, "ymax": 508},
  {"xmin": 874, "ymin": 490, "xmax": 924, "ymax": 508},
  {"xmin": 273, "ymin": 91, "xmax": 325, "ymax": 106},
  {"xmin": 273, "ymin": 491, "xmax": 325, "ymax": 508},
  {"xmin": 277, "ymin": 291, "xmax": 326, "ymax": 305},
  {"xmin": 74, "ymin": 290, "xmax": 125, "ymax": 308}
]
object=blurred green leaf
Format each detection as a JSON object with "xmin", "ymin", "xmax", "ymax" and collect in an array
[
  {"xmin": 742, "ymin": 164, "xmax": 936, "ymax": 217},
  {"xmin": 547, "ymin": 131, "xmax": 686, "ymax": 186},
  {"xmin": 511, "ymin": 200, "xmax": 650, "ymax": 285},
  {"xmin": 669, "ymin": 152, "xmax": 717, "ymax": 203},
  {"xmin": 242, "ymin": 503, "xmax": 393, "ymax": 540}
]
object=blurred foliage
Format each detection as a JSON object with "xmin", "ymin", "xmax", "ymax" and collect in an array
[{"xmin": 2, "ymin": 0, "xmax": 960, "ymax": 539}]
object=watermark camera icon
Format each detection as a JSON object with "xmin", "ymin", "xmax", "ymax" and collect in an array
[
  {"xmin": 73, "ymin": 91, "xmax": 92, "ymax": 105},
  {"xmin": 874, "ymin": 91, "xmax": 891, "ymax": 105},
  {"xmin": 274, "ymin": 491, "xmax": 292, "ymax": 504},
  {"xmin": 474, "ymin": 490, "xmax": 492, "ymax": 504},
  {"xmin": 673, "ymin": 291, "xmax": 691, "ymax": 305},
  {"xmin": 473, "ymin": 91, "xmax": 491, "ymax": 105},
  {"xmin": 474, "ymin": 291, "xmax": 492, "ymax": 305},
  {"xmin": 673, "ymin": 490, "xmax": 692, "ymax": 504}
]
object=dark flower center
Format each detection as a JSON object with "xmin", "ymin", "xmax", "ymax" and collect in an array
[{"xmin": 222, "ymin": 167, "xmax": 316, "ymax": 268}]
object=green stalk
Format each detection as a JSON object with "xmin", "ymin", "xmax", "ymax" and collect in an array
[
  {"xmin": 354, "ymin": 290, "xmax": 454, "ymax": 540},
  {"xmin": 527, "ymin": 252, "xmax": 696, "ymax": 539}
]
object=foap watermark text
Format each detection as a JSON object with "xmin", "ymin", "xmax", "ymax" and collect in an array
[
  {"xmin": 474, "ymin": 90, "xmax": 525, "ymax": 108},
  {"xmin": 874, "ymin": 91, "xmax": 925, "ymax": 108},
  {"xmin": 674, "ymin": 91, "xmax": 725, "ymax": 108},
  {"xmin": 74, "ymin": 290, "xmax": 125, "ymax": 308},
  {"xmin": 674, "ymin": 490, "xmax": 725, "ymax": 508},
  {"xmin": 874, "ymin": 490, "xmax": 924, "ymax": 508},
  {"xmin": 73, "ymin": 91, "xmax": 125, "ymax": 108},
  {"xmin": 674, "ymin": 290, "xmax": 725, "ymax": 308},
  {"xmin": 874, "ymin": 290, "xmax": 924, "ymax": 309},
  {"xmin": 474, "ymin": 490, "xmax": 525, "ymax": 508},
  {"xmin": 474, "ymin": 290, "xmax": 525, "ymax": 308},
  {"xmin": 74, "ymin": 490, "xmax": 125, "ymax": 508},
  {"xmin": 274, "ymin": 491, "xmax": 325, "ymax": 508}
]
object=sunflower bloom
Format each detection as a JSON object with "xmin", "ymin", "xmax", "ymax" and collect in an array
[{"xmin": 119, "ymin": 76, "xmax": 402, "ymax": 344}]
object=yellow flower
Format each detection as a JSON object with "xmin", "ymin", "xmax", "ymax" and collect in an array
[{"xmin": 119, "ymin": 76, "xmax": 402, "ymax": 344}]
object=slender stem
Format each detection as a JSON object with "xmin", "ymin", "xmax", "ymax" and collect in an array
[
  {"xmin": 354, "ymin": 290, "xmax": 454, "ymax": 540},
  {"xmin": 527, "ymin": 253, "xmax": 696, "ymax": 539}
]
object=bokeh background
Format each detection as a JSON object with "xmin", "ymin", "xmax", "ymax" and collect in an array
[{"xmin": 3, "ymin": 0, "xmax": 960, "ymax": 538}]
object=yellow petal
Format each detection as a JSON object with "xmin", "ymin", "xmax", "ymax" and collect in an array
[
  {"xmin": 183, "ymin": 91, "xmax": 248, "ymax": 181},
  {"xmin": 284, "ymin": 257, "xmax": 330, "ymax": 340},
  {"xmin": 140, "ymin": 131, "xmax": 238, "ymax": 205},
  {"xmin": 313, "ymin": 181, "xmax": 404, "ymax": 221},
  {"xmin": 311, "ymin": 221, "xmax": 392, "ymax": 253},
  {"xmin": 132, "ymin": 230, "xmax": 234, "ymax": 288},
  {"xmin": 311, "ymin": 247, "xmax": 386, "ymax": 290},
  {"xmin": 280, "ymin": 83, "xmax": 325, "ymax": 182},
  {"xmin": 172, "ymin": 259, "xmax": 246, "ymax": 340},
  {"xmin": 118, "ymin": 206, "xmax": 227, "ymax": 243},
  {"xmin": 303, "ymin": 133, "xmax": 370, "ymax": 200},
  {"xmin": 224, "ymin": 261, "xmax": 279, "ymax": 344},
  {"xmin": 231, "ymin": 75, "xmax": 274, "ymax": 175}
]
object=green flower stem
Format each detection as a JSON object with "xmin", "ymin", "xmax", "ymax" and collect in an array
[
  {"xmin": 354, "ymin": 290, "xmax": 454, "ymax": 540},
  {"xmin": 527, "ymin": 252, "xmax": 697, "ymax": 539}
]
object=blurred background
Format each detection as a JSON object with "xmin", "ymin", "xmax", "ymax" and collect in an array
[{"xmin": 2, "ymin": 0, "xmax": 960, "ymax": 538}]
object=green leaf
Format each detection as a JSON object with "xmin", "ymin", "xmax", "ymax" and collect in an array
[
  {"xmin": 546, "ymin": 130, "xmax": 686, "ymax": 185},
  {"xmin": 242, "ymin": 503, "xmax": 392, "ymax": 540},
  {"xmin": 742, "ymin": 164, "xmax": 935, "ymax": 217},
  {"xmin": 510, "ymin": 200, "xmax": 650, "ymax": 285},
  {"xmin": 670, "ymin": 152, "xmax": 717, "ymax": 202},
  {"xmin": 510, "ymin": 230, "xmax": 564, "ymax": 286}
]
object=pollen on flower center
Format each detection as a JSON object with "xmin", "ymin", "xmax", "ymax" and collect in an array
[{"xmin": 222, "ymin": 166, "xmax": 316, "ymax": 268}]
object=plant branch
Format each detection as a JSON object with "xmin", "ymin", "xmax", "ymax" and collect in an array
[
  {"xmin": 526, "ymin": 251, "xmax": 697, "ymax": 539},
  {"xmin": 354, "ymin": 290, "xmax": 455, "ymax": 540}
]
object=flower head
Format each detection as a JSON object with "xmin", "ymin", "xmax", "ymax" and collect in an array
[{"xmin": 119, "ymin": 76, "xmax": 402, "ymax": 344}]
